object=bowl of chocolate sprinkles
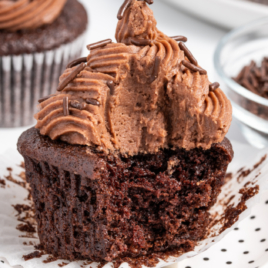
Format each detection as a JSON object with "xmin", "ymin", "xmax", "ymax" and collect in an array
[{"xmin": 214, "ymin": 17, "xmax": 268, "ymax": 148}]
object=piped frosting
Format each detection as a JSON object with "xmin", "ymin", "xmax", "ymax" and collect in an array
[
  {"xmin": 0, "ymin": 0, "xmax": 67, "ymax": 31},
  {"xmin": 35, "ymin": 0, "xmax": 232, "ymax": 155}
]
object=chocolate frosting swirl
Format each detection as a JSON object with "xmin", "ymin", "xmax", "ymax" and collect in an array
[
  {"xmin": 35, "ymin": 0, "xmax": 232, "ymax": 155},
  {"xmin": 0, "ymin": 0, "xmax": 67, "ymax": 31}
]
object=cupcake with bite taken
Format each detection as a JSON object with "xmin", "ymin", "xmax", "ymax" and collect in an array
[
  {"xmin": 18, "ymin": 0, "xmax": 233, "ymax": 262},
  {"xmin": 0, "ymin": 0, "xmax": 88, "ymax": 127}
]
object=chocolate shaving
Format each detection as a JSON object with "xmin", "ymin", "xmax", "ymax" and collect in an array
[
  {"xmin": 38, "ymin": 94, "xmax": 56, "ymax": 104},
  {"xmin": 63, "ymin": 97, "xmax": 69, "ymax": 116},
  {"xmin": 70, "ymin": 100, "xmax": 87, "ymax": 110},
  {"xmin": 86, "ymin": 98, "xmax": 100, "ymax": 106},
  {"xmin": 67, "ymin": 57, "xmax": 87, "ymax": 69},
  {"xmin": 150, "ymin": 56, "xmax": 161, "ymax": 83},
  {"xmin": 179, "ymin": 42, "xmax": 198, "ymax": 66},
  {"xmin": 57, "ymin": 63, "xmax": 86, "ymax": 92},
  {"xmin": 87, "ymin": 39, "xmax": 112, "ymax": 50},
  {"xmin": 107, "ymin": 80, "xmax": 115, "ymax": 94},
  {"xmin": 130, "ymin": 38, "xmax": 153, "ymax": 46},
  {"xmin": 170, "ymin": 35, "xmax": 187, "ymax": 42},
  {"xmin": 209, "ymin": 82, "xmax": 220, "ymax": 91},
  {"xmin": 117, "ymin": 0, "xmax": 132, "ymax": 20},
  {"xmin": 182, "ymin": 60, "xmax": 207, "ymax": 75},
  {"xmin": 137, "ymin": 0, "xmax": 154, "ymax": 4}
]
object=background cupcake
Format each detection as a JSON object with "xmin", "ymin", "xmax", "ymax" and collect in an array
[{"xmin": 0, "ymin": 0, "xmax": 88, "ymax": 127}]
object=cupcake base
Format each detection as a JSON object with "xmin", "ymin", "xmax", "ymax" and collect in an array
[{"xmin": 18, "ymin": 128, "xmax": 233, "ymax": 262}]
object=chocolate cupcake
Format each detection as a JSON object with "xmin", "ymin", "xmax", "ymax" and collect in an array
[
  {"xmin": 18, "ymin": 0, "xmax": 233, "ymax": 263},
  {"xmin": 0, "ymin": 0, "xmax": 88, "ymax": 127}
]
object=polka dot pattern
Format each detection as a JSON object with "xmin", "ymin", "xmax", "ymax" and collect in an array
[{"xmin": 176, "ymin": 197, "xmax": 268, "ymax": 268}]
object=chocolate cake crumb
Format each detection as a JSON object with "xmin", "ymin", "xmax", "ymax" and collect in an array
[
  {"xmin": 23, "ymin": 251, "xmax": 44, "ymax": 261},
  {"xmin": 13, "ymin": 204, "xmax": 31, "ymax": 215},
  {"xmin": 224, "ymin": 172, "xmax": 233, "ymax": 184},
  {"xmin": 16, "ymin": 223, "xmax": 35, "ymax": 233},
  {"xmin": 19, "ymin": 162, "xmax": 25, "ymax": 169},
  {"xmin": 237, "ymin": 155, "xmax": 266, "ymax": 183},
  {"xmin": 220, "ymin": 185, "xmax": 259, "ymax": 233},
  {"xmin": 58, "ymin": 262, "xmax": 69, "ymax": 267},
  {"xmin": 43, "ymin": 255, "xmax": 58, "ymax": 264},
  {"xmin": 4, "ymin": 170, "xmax": 26, "ymax": 188},
  {"xmin": 23, "ymin": 241, "xmax": 35, "ymax": 246},
  {"xmin": 35, "ymin": 244, "xmax": 45, "ymax": 250},
  {"xmin": 0, "ymin": 178, "xmax": 6, "ymax": 188}
]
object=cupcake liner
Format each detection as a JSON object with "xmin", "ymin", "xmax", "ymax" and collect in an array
[
  {"xmin": 0, "ymin": 141, "xmax": 268, "ymax": 268},
  {"xmin": 0, "ymin": 32, "xmax": 86, "ymax": 128}
]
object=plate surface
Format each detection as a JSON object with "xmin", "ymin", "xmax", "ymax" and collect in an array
[{"xmin": 161, "ymin": 0, "xmax": 268, "ymax": 29}]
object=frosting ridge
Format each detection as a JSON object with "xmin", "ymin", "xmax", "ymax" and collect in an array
[
  {"xmin": 0, "ymin": 0, "xmax": 67, "ymax": 31},
  {"xmin": 35, "ymin": 0, "xmax": 232, "ymax": 155}
]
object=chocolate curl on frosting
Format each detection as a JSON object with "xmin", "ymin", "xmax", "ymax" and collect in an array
[
  {"xmin": 209, "ymin": 82, "xmax": 220, "ymax": 91},
  {"xmin": 57, "ymin": 63, "xmax": 86, "ymax": 92},
  {"xmin": 87, "ymin": 39, "xmax": 112, "ymax": 51},
  {"xmin": 170, "ymin": 36, "xmax": 188, "ymax": 42},
  {"xmin": 67, "ymin": 57, "xmax": 87, "ymax": 69},
  {"xmin": 182, "ymin": 60, "xmax": 207, "ymax": 75},
  {"xmin": 63, "ymin": 97, "xmax": 69, "ymax": 116},
  {"xmin": 117, "ymin": 0, "xmax": 132, "ymax": 20},
  {"xmin": 179, "ymin": 42, "xmax": 198, "ymax": 66}
]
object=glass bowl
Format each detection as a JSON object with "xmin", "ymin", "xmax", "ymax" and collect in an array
[{"xmin": 214, "ymin": 17, "xmax": 268, "ymax": 147}]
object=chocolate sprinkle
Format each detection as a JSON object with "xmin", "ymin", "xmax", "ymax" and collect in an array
[
  {"xmin": 151, "ymin": 56, "xmax": 161, "ymax": 83},
  {"xmin": 137, "ymin": 0, "xmax": 154, "ymax": 4},
  {"xmin": 232, "ymin": 57, "xmax": 268, "ymax": 98},
  {"xmin": 63, "ymin": 97, "xmax": 69, "ymax": 116},
  {"xmin": 86, "ymin": 98, "xmax": 100, "ymax": 106},
  {"xmin": 70, "ymin": 100, "xmax": 87, "ymax": 110},
  {"xmin": 87, "ymin": 39, "xmax": 112, "ymax": 51},
  {"xmin": 179, "ymin": 42, "xmax": 198, "ymax": 66},
  {"xmin": 182, "ymin": 60, "xmax": 207, "ymax": 75},
  {"xmin": 130, "ymin": 38, "xmax": 153, "ymax": 46},
  {"xmin": 117, "ymin": 0, "xmax": 132, "ymax": 20},
  {"xmin": 66, "ymin": 57, "xmax": 87, "ymax": 69},
  {"xmin": 38, "ymin": 94, "xmax": 56, "ymax": 103},
  {"xmin": 170, "ymin": 35, "xmax": 188, "ymax": 42},
  {"xmin": 209, "ymin": 82, "xmax": 220, "ymax": 91},
  {"xmin": 107, "ymin": 80, "xmax": 115, "ymax": 94},
  {"xmin": 57, "ymin": 62, "xmax": 86, "ymax": 92}
]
